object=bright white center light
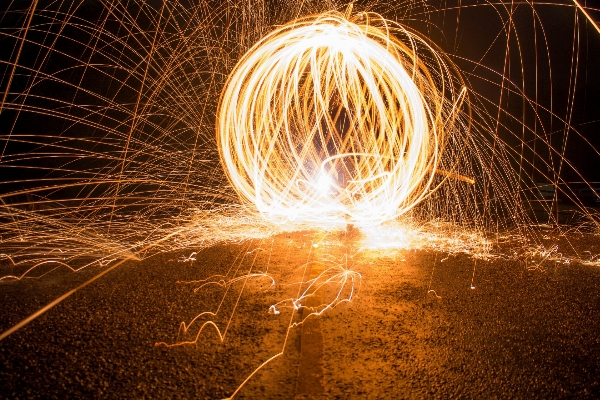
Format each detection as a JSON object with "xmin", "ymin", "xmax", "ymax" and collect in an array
[{"xmin": 316, "ymin": 173, "xmax": 333, "ymax": 195}]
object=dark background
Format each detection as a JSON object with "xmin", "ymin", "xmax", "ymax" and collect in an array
[{"xmin": 0, "ymin": 0, "xmax": 599, "ymax": 203}]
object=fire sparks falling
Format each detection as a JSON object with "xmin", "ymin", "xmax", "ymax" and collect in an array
[{"xmin": 0, "ymin": 1, "xmax": 599, "ymax": 398}]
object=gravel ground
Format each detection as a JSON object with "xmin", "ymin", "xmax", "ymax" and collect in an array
[{"xmin": 1, "ymin": 231, "xmax": 599, "ymax": 399}]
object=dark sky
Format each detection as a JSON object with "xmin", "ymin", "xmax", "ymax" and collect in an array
[{"xmin": 382, "ymin": 0, "xmax": 600, "ymax": 183}]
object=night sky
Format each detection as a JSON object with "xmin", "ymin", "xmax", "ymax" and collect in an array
[{"xmin": 1, "ymin": 1, "xmax": 599, "ymax": 198}]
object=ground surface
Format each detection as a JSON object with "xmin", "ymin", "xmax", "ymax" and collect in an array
[{"xmin": 1, "ymin": 230, "xmax": 599, "ymax": 399}]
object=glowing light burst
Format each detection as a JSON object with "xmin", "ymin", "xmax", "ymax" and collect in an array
[
  {"xmin": 217, "ymin": 12, "xmax": 470, "ymax": 225},
  {"xmin": 0, "ymin": 1, "xmax": 599, "ymax": 397},
  {"xmin": 359, "ymin": 221, "xmax": 490, "ymax": 255}
]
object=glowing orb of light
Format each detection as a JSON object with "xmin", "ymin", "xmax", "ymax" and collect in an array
[{"xmin": 217, "ymin": 11, "xmax": 468, "ymax": 225}]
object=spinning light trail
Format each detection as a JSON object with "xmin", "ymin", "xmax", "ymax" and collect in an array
[
  {"xmin": 0, "ymin": 0, "xmax": 597, "ymax": 281},
  {"xmin": 218, "ymin": 11, "xmax": 470, "ymax": 225}
]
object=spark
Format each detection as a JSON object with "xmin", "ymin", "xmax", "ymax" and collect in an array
[
  {"xmin": 573, "ymin": 0, "xmax": 600, "ymax": 34},
  {"xmin": 0, "ymin": 2, "xmax": 599, "ymax": 398}
]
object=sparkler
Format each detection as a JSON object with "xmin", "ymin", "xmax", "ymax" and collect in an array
[
  {"xmin": 218, "ymin": 11, "xmax": 471, "ymax": 225},
  {"xmin": 1, "ymin": 0, "xmax": 597, "ymax": 278},
  {"xmin": 0, "ymin": 0, "xmax": 599, "ymax": 398}
]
